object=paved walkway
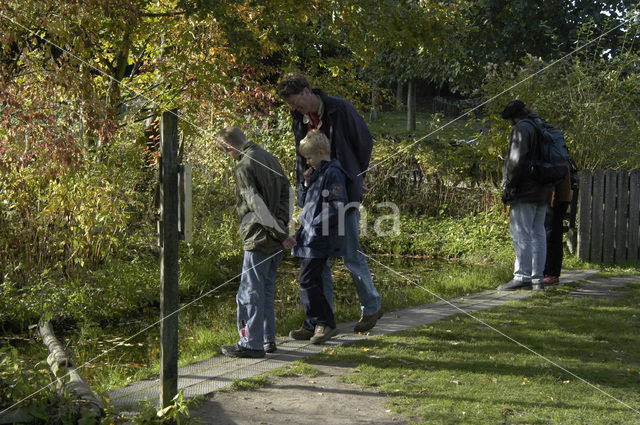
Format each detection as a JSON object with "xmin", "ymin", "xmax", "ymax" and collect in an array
[{"xmin": 106, "ymin": 269, "xmax": 603, "ymax": 413}]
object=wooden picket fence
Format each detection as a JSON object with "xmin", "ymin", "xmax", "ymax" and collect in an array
[{"xmin": 576, "ymin": 169, "xmax": 640, "ymax": 262}]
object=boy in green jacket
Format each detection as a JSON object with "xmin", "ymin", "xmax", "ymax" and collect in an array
[{"xmin": 216, "ymin": 127, "xmax": 296, "ymax": 358}]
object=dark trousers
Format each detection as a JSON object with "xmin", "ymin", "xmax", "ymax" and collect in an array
[
  {"xmin": 544, "ymin": 202, "xmax": 570, "ymax": 277},
  {"xmin": 299, "ymin": 257, "xmax": 335, "ymax": 331}
]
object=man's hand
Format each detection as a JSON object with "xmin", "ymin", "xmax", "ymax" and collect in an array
[
  {"xmin": 282, "ymin": 236, "xmax": 297, "ymax": 249},
  {"xmin": 303, "ymin": 167, "xmax": 314, "ymax": 187}
]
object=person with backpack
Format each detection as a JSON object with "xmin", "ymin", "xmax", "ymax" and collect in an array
[{"xmin": 498, "ymin": 100, "xmax": 553, "ymax": 292}]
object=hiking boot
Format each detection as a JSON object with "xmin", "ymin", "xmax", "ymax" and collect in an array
[
  {"xmin": 310, "ymin": 323, "xmax": 339, "ymax": 344},
  {"xmin": 289, "ymin": 327, "xmax": 314, "ymax": 340},
  {"xmin": 497, "ymin": 279, "xmax": 532, "ymax": 291},
  {"xmin": 532, "ymin": 282, "xmax": 545, "ymax": 292},
  {"xmin": 543, "ymin": 275, "xmax": 560, "ymax": 286},
  {"xmin": 221, "ymin": 344, "xmax": 265, "ymax": 358},
  {"xmin": 353, "ymin": 308, "xmax": 383, "ymax": 333},
  {"xmin": 263, "ymin": 342, "xmax": 277, "ymax": 353}
]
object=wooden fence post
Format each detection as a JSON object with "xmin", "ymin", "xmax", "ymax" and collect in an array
[
  {"xmin": 159, "ymin": 109, "xmax": 179, "ymax": 409},
  {"xmin": 589, "ymin": 170, "xmax": 604, "ymax": 262},
  {"xmin": 603, "ymin": 170, "xmax": 617, "ymax": 262},
  {"xmin": 615, "ymin": 169, "xmax": 628, "ymax": 262},
  {"xmin": 577, "ymin": 169, "xmax": 592, "ymax": 261},
  {"xmin": 628, "ymin": 170, "xmax": 640, "ymax": 261}
]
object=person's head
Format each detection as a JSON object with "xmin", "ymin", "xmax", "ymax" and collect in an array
[
  {"xmin": 276, "ymin": 72, "xmax": 320, "ymax": 115},
  {"xmin": 501, "ymin": 100, "xmax": 532, "ymax": 125},
  {"xmin": 299, "ymin": 129, "xmax": 331, "ymax": 169},
  {"xmin": 215, "ymin": 126, "xmax": 248, "ymax": 160}
]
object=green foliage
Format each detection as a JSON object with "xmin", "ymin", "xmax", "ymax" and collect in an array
[
  {"xmin": 361, "ymin": 206, "xmax": 511, "ymax": 260},
  {"xmin": 480, "ymin": 22, "xmax": 640, "ymax": 171},
  {"xmin": 126, "ymin": 391, "xmax": 201, "ymax": 425}
]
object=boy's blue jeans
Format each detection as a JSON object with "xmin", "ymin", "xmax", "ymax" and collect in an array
[
  {"xmin": 321, "ymin": 208, "xmax": 381, "ymax": 316},
  {"xmin": 510, "ymin": 202, "xmax": 547, "ymax": 284},
  {"xmin": 299, "ymin": 257, "xmax": 335, "ymax": 330},
  {"xmin": 236, "ymin": 250, "xmax": 283, "ymax": 350}
]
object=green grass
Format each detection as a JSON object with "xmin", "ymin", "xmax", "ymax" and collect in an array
[
  {"xmin": 270, "ymin": 361, "xmax": 322, "ymax": 378},
  {"xmin": 368, "ymin": 110, "xmax": 481, "ymax": 141},
  {"xmin": 309, "ymin": 272, "xmax": 640, "ymax": 425},
  {"xmin": 230, "ymin": 375, "xmax": 271, "ymax": 391}
]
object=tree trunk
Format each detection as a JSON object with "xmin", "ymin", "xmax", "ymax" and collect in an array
[
  {"xmin": 396, "ymin": 81, "xmax": 403, "ymax": 110},
  {"xmin": 369, "ymin": 88, "xmax": 378, "ymax": 122},
  {"xmin": 407, "ymin": 79, "xmax": 416, "ymax": 132}
]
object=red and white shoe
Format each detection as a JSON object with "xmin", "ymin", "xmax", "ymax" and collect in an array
[{"xmin": 543, "ymin": 275, "xmax": 560, "ymax": 286}]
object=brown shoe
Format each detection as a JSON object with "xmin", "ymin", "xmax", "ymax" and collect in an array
[
  {"xmin": 289, "ymin": 327, "xmax": 314, "ymax": 340},
  {"xmin": 310, "ymin": 323, "xmax": 339, "ymax": 344},
  {"xmin": 353, "ymin": 308, "xmax": 383, "ymax": 333}
]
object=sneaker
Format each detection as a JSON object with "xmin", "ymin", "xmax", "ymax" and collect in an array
[
  {"xmin": 289, "ymin": 327, "xmax": 314, "ymax": 340},
  {"xmin": 221, "ymin": 344, "xmax": 265, "ymax": 358},
  {"xmin": 497, "ymin": 279, "xmax": 532, "ymax": 291},
  {"xmin": 353, "ymin": 308, "xmax": 383, "ymax": 333},
  {"xmin": 532, "ymin": 282, "xmax": 545, "ymax": 292},
  {"xmin": 263, "ymin": 342, "xmax": 277, "ymax": 353},
  {"xmin": 543, "ymin": 275, "xmax": 560, "ymax": 286},
  {"xmin": 310, "ymin": 324, "xmax": 339, "ymax": 344}
]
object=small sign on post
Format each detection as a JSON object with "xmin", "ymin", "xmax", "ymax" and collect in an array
[
  {"xmin": 179, "ymin": 164, "xmax": 193, "ymax": 243},
  {"xmin": 159, "ymin": 109, "xmax": 179, "ymax": 409}
]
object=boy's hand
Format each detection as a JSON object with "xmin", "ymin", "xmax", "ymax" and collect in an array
[
  {"xmin": 282, "ymin": 236, "xmax": 297, "ymax": 249},
  {"xmin": 303, "ymin": 167, "xmax": 314, "ymax": 187}
]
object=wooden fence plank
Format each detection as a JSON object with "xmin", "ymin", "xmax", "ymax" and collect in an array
[
  {"xmin": 577, "ymin": 170, "xmax": 593, "ymax": 261},
  {"xmin": 615, "ymin": 169, "xmax": 629, "ymax": 262},
  {"xmin": 590, "ymin": 170, "xmax": 605, "ymax": 262},
  {"xmin": 602, "ymin": 170, "xmax": 617, "ymax": 262},
  {"xmin": 628, "ymin": 170, "xmax": 640, "ymax": 261}
]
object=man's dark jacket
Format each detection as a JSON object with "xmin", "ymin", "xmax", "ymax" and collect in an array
[
  {"xmin": 292, "ymin": 159, "xmax": 348, "ymax": 259},
  {"xmin": 290, "ymin": 89, "xmax": 372, "ymax": 204},
  {"xmin": 501, "ymin": 114, "xmax": 552, "ymax": 205}
]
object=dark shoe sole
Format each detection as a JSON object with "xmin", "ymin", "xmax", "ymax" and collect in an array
[
  {"xmin": 497, "ymin": 282, "xmax": 532, "ymax": 291},
  {"xmin": 221, "ymin": 345, "xmax": 265, "ymax": 358},
  {"xmin": 354, "ymin": 309, "xmax": 383, "ymax": 333},
  {"xmin": 289, "ymin": 329, "xmax": 314, "ymax": 340},
  {"xmin": 310, "ymin": 327, "xmax": 339, "ymax": 344},
  {"xmin": 264, "ymin": 343, "xmax": 277, "ymax": 353}
]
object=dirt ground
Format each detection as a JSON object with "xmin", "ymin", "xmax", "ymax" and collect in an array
[{"xmin": 189, "ymin": 362, "xmax": 409, "ymax": 425}]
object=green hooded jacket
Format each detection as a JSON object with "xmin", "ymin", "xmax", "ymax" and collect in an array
[{"xmin": 234, "ymin": 141, "xmax": 292, "ymax": 253}]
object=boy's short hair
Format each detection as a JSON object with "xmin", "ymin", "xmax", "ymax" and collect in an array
[
  {"xmin": 215, "ymin": 126, "xmax": 247, "ymax": 149},
  {"xmin": 276, "ymin": 73, "xmax": 311, "ymax": 98},
  {"xmin": 299, "ymin": 130, "xmax": 330, "ymax": 157}
]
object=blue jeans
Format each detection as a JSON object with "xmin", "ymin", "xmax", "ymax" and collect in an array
[
  {"xmin": 322, "ymin": 208, "xmax": 381, "ymax": 316},
  {"xmin": 510, "ymin": 203, "xmax": 547, "ymax": 284},
  {"xmin": 300, "ymin": 257, "xmax": 335, "ymax": 330},
  {"xmin": 236, "ymin": 250, "xmax": 283, "ymax": 350}
]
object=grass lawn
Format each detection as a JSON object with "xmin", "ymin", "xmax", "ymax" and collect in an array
[
  {"xmin": 368, "ymin": 110, "xmax": 482, "ymax": 142},
  {"xmin": 310, "ymin": 272, "xmax": 640, "ymax": 424}
]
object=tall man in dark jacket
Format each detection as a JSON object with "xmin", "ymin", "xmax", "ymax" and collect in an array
[
  {"xmin": 499, "ymin": 100, "xmax": 552, "ymax": 292},
  {"xmin": 277, "ymin": 73, "xmax": 383, "ymax": 332},
  {"xmin": 216, "ymin": 127, "xmax": 297, "ymax": 358}
]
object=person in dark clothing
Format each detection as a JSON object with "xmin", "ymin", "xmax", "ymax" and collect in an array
[
  {"xmin": 544, "ymin": 168, "xmax": 572, "ymax": 285},
  {"xmin": 498, "ymin": 100, "xmax": 553, "ymax": 292},
  {"xmin": 289, "ymin": 130, "xmax": 348, "ymax": 344},
  {"xmin": 216, "ymin": 127, "xmax": 297, "ymax": 358},
  {"xmin": 276, "ymin": 73, "xmax": 382, "ymax": 333}
]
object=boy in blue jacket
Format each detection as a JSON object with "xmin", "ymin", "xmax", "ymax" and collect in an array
[{"xmin": 290, "ymin": 130, "xmax": 349, "ymax": 344}]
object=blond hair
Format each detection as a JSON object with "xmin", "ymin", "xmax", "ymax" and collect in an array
[{"xmin": 299, "ymin": 130, "xmax": 330, "ymax": 157}]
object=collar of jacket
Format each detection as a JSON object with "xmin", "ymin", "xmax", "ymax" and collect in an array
[{"xmin": 238, "ymin": 141, "xmax": 257, "ymax": 160}]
